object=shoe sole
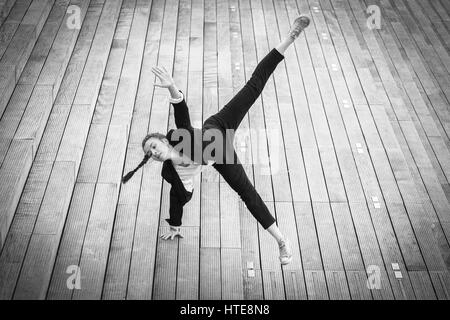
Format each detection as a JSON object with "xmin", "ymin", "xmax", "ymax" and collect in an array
[
  {"xmin": 290, "ymin": 16, "xmax": 310, "ymax": 38},
  {"xmin": 280, "ymin": 255, "xmax": 293, "ymax": 265}
]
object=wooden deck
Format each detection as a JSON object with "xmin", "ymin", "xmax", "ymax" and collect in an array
[{"xmin": 0, "ymin": 0, "xmax": 450, "ymax": 300}]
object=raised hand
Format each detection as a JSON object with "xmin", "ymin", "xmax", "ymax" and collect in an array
[{"xmin": 152, "ymin": 66, "xmax": 175, "ymax": 88}]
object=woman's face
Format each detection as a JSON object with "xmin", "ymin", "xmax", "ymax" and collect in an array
[{"xmin": 143, "ymin": 137, "xmax": 171, "ymax": 162}]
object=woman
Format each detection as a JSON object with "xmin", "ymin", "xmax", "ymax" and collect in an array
[{"xmin": 123, "ymin": 16, "xmax": 310, "ymax": 265}]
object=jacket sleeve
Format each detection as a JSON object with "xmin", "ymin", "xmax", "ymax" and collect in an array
[
  {"xmin": 170, "ymin": 91, "xmax": 192, "ymax": 130},
  {"xmin": 165, "ymin": 185, "xmax": 192, "ymax": 227}
]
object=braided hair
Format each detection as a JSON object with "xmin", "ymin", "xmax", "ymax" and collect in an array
[{"xmin": 121, "ymin": 132, "xmax": 167, "ymax": 184}]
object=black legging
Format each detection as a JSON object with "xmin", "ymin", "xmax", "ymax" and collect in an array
[{"xmin": 203, "ymin": 48, "xmax": 284, "ymax": 229}]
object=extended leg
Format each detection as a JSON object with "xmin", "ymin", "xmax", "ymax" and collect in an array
[
  {"xmin": 205, "ymin": 16, "xmax": 310, "ymax": 132},
  {"xmin": 213, "ymin": 162, "xmax": 276, "ymax": 229},
  {"xmin": 213, "ymin": 160, "xmax": 293, "ymax": 264},
  {"xmin": 209, "ymin": 48, "xmax": 284, "ymax": 132}
]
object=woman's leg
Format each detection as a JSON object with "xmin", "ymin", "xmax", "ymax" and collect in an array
[
  {"xmin": 214, "ymin": 161, "xmax": 276, "ymax": 229},
  {"xmin": 209, "ymin": 48, "xmax": 284, "ymax": 132},
  {"xmin": 213, "ymin": 160, "xmax": 292, "ymax": 264},
  {"xmin": 206, "ymin": 16, "xmax": 310, "ymax": 133}
]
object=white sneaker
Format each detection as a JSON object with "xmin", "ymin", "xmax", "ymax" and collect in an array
[
  {"xmin": 279, "ymin": 239, "xmax": 293, "ymax": 265},
  {"xmin": 288, "ymin": 16, "xmax": 311, "ymax": 39}
]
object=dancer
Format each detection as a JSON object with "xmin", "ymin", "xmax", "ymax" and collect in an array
[{"xmin": 122, "ymin": 16, "xmax": 310, "ymax": 265}]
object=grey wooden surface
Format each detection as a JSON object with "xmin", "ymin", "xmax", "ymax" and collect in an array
[{"xmin": 0, "ymin": 0, "xmax": 450, "ymax": 299}]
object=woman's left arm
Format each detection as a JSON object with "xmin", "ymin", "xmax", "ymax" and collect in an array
[{"xmin": 152, "ymin": 66, "xmax": 192, "ymax": 129}]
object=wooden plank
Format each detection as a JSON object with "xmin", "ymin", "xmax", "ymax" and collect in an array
[
  {"xmin": 1, "ymin": 0, "xmax": 32, "ymax": 27},
  {"xmin": 293, "ymin": 202, "xmax": 323, "ymax": 271},
  {"xmin": 54, "ymin": 3, "xmax": 121, "ymax": 166},
  {"xmin": 334, "ymin": 149, "xmax": 366, "ymax": 203},
  {"xmin": 0, "ymin": 84, "xmax": 34, "ymax": 165},
  {"xmin": 234, "ymin": 3, "xmax": 265, "ymax": 301},
  {"xmin": 119, "ymin": 0, "xmax": 162, "ymax": 205},
  {"xmin": 283, "ymin": 269, "xmax": 307, "ymax": 300},
  {"xmin": 0, "ymin": 64, "xmax": 15, "ymax": 116},
  {"xmin": 304, "ymin": 270, "xmax": 329, "ymax": 299},
  {"xmin": 0, "ymin": 18, "xmax": 19, "ymax": 59},
  {"xmin": 312, "ymin": 202, "xmax": 345, "ymax": 271},
  {"xmin": 13, "ymin": 0, "xmax": 123, "ymax": 299},
  {"xmin": 402, "ymin": 202, "xmax": 447, "ymax": 271},
  {"xmin": 13, "ymin": 161, "xmax": 75, "ymax": 299},
  {"xmin": 275, "ymin": 202, "xmax": 307, "ymax": 298},
  {"xmin": 0, "ymin": 139, "xmax": 33, "ymax": 248},
  {"xmin": 369, "ymin": 148, "xmax": 403, "ymax": 204},
  {"xmin": 220, "ymin": 182, "xmax": 241, "ymax": 248},
  {"xmin": 359, "ymin": 0, "xmax": 450, "ymax": 187},
  {"xmin": 386, "ymin": 0, "xmax": 450, "ymax": 112},
  {"xmin": 13, "ymin": 234, "xmax": 57, "ymax": 299},
  {"xmin": 130, "ymin": 0, "xmax": 179, "ymax": 299},
  {"xmin": 0, "ymin": 0, "xmax": 92, "ymax": 263},
  {"xmin": 325, "ymin": 270, "xmax": 351, "ymax": 300},
  {"xmin": 0, "ymin": 102, "xmax": 67, "ymax": 300},
  {"xmin": 0, "ymin": 0, "xmax": 17, "ymax": 26},
  {"xmin": 239, "ymin": 197, "xmax": 264, "ymax": 300},
  {"xmin": 200, "ymin": 247, "xmax": 221, "ymax": 299},
  {"xmin": 269, "ymin": 1, "xmax": 316, "ymax": 202},
  {"xmin": 397, "ymin": 0, "xmax": 450, "ymax": 87},
  {"xmin": 82, "ymin": 0, "xmax": 151, "ymax": 299},
  {"xmin": 127, "ymin": 162, "xmax": 163, "ymax": 299},
  {"xmin": 221, "ymin": 248, "xmax": 244, "ymax": 299},
  {"xmin": 2, "ymin": 0, "xmax": 54, "ymax": 79},
  {"xmin": 314, "ymin": 0, "xmax": 410, "ymax": 300},
  {"xmin": 72, "ymin": 0, "xmax": 122, "ymax": 108},
  {"xmin": 385, "ymin": 202, "xmax": 426, "ymax": 271},
  {"xmin": 113, "ymin": 0, "xmax": 135, "ymax": 41},
  {"xmin": 429, "ymin": 271, "xmax": 450, "ymax": 300},
  {"xmin": 216, "ymin": 0, "xmax": 232, "ymax": 91},
  {"xmin": 426, "ymin": 0, "xmax": 450, "ymax": 44},
  {"xmin": 258, "ymin": 202, "xmax": 284, "ymax": 299},
  {"xmin": 346, "ymin": 202, "xmax": 395, "ymax": 298},
  {"xmin": 0, "ymin": 231, "xmax": 31, "ymax": 299},
  {"xmin": 109, "ymin": 4, "xmax": 150, "ymax": 126},
  {"xmin": 76, "ymin": 124, "xmax": 109, "ymax": 183},
  {"xmin": 274, "ymin": 202, "xmax": 303, "ymax": 270},
  {"xmin": 409, "ymin": 270, "xmax": 437, "ymax": 300},
  {"xmin": 346, "ymin": 270, "xmax": 372, "ymax": 300},
  {"xmin": 176, "ymin": 227, "xmax": 200, "ymax": 299},
  {"xmin": 97, "ymin": 125, "xmax": 128, "ymax": 183},
  {"xmin": 152, "ymin": 226, "xmax": 178, "ymax": 300},
  {"xmin": 36, "ymin": 0, "xmax": 90, "ymax": 100},
  {"xmin": 54, "ymin": 2, "xmax": 106, "ymax": 106},
  {"xmin": 331, "ymin": 202, "xmax": 365, "ymax": 271},
  {"xmin": 256, "ymin": 0, "xmax": 294, "ymax": 204},
  {"xmin": 200, "ymin": 182, "xmax": 220, "ymax": 248},
  {"xmin": 354, "ymin": 111, "xmax": 430, "ymax": 272},
  {"xmin": 72, "ymin": 183, "xmax": 118, "ymax": 300},
  {"xmin": 46, "ymin": 182, "xmax": 95, "ymax": 300},
  {"xmin": 102, "ymin": 203, "xmax": 137, "ymax": 300},
  {"xmin": 43, "ymin": 3, "xmax": 111, "ymax": 300},
  {"xmin": 56, "ymin": 104, "xmax": 93, "ymax": 169},
  {"xmin": 324, "ymin": 0, "xmax": 442, "ymax": 298},
  {"xmin": 91, "ymin": 40, "xmax": 128, "ymax": 125},
  {"xmin": 14, "ymin": 85, "xmax": 53, "ymax": 154},
  {"xmin": 238, "ymin": 0, "xmax": 272, "ymax": 205},
  {"xmin": 19, "ymin": 0, "xmax": 70, "ymax": 85},
  {"xmin": 302, "ymin": 148, "xmax": 329, "ymax": 202}
]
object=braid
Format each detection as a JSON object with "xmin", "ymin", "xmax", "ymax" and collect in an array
[
  {"xmin": 122, "ymin": 131, "xmax": 166, "ymax": 184},
  {"xmin": 121, "ymin": 154, "xmax": 150, "ymax": 184}
]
